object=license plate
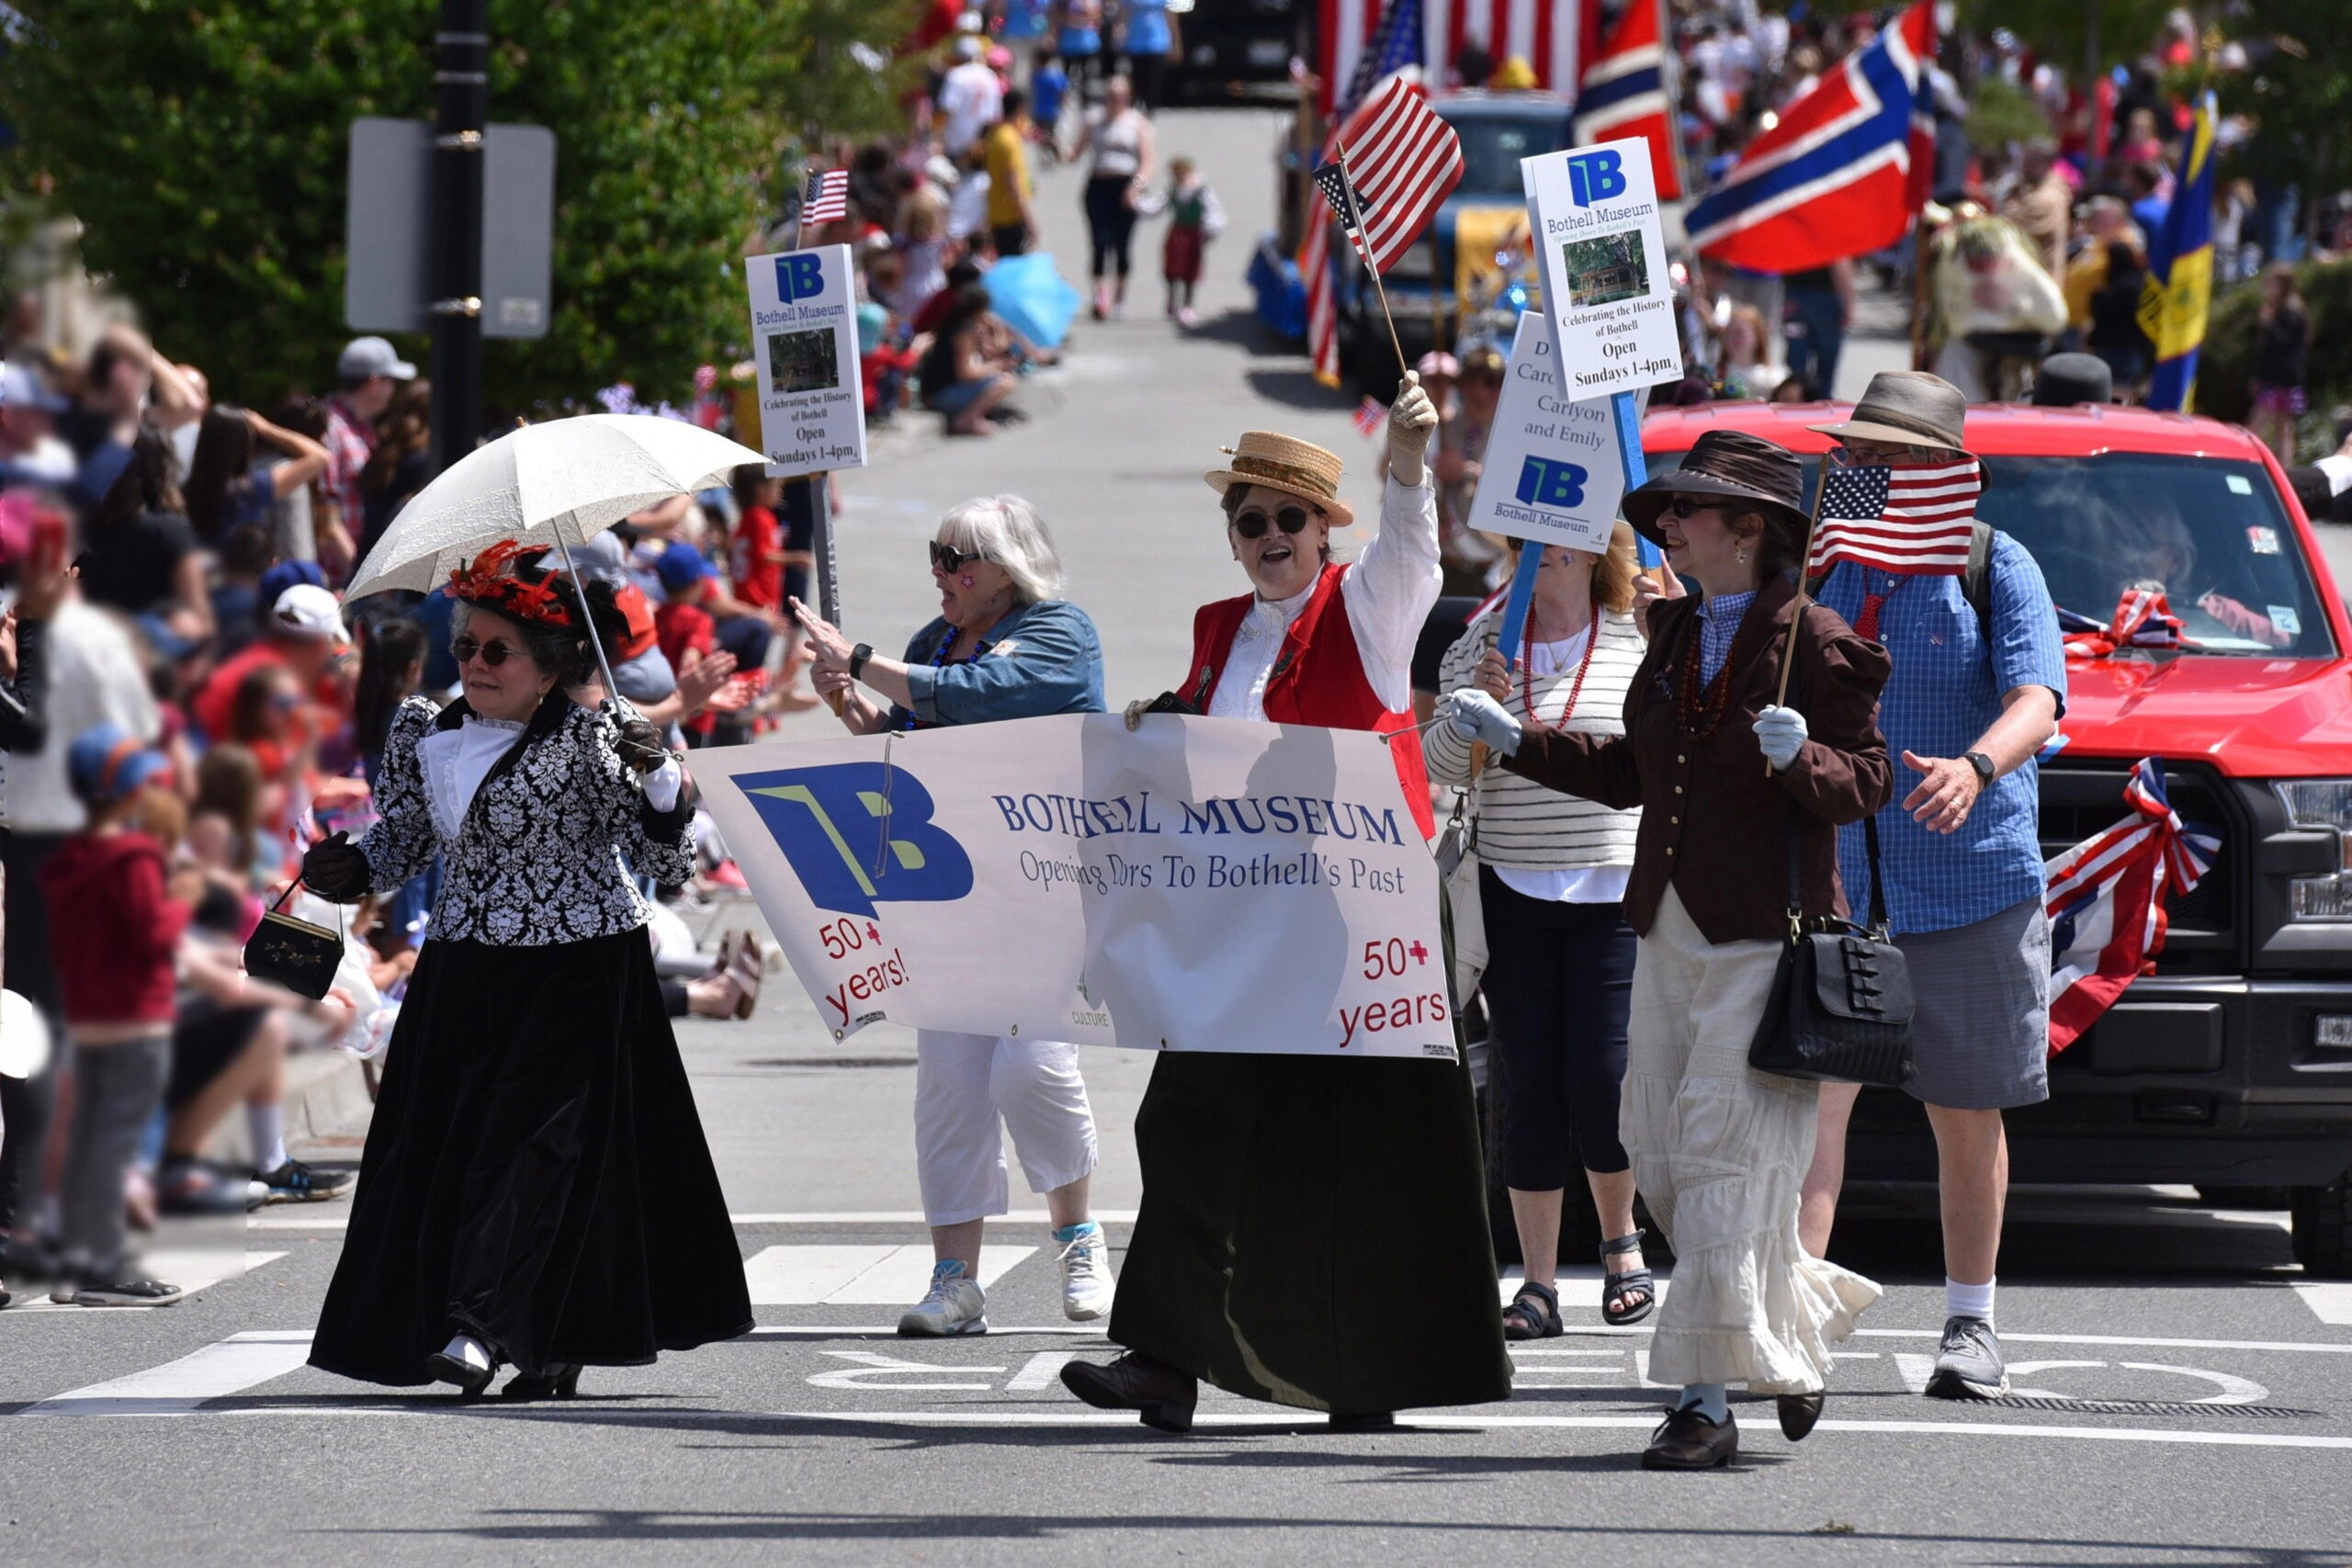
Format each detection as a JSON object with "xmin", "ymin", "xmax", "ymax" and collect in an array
[{"xmin": 1246, "ymin": 38, "xmax": 1288, "ymax": 66}]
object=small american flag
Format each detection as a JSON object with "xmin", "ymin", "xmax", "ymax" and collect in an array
[
  {"xmin": 1805, "ymin": 459, "xmax": 1983, "ymax": 577},
  {"xmin": 803, "ymin": 167, "xmax": 850, "ymax": 226},
  {"xmin": 1314, "ymin": 78, "xmax": 1461, "ymax": 274},
  {"xmin": 1351, "ymin": 396, "xmax": 1385, "ymax": 437}
]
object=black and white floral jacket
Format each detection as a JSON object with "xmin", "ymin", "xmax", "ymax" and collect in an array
[{"xmin": 356, "ymin": 694, "xmax": 694, "ymax": 945}]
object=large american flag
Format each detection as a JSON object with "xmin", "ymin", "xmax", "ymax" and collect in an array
[
  {"xmin": 2045, "ymin": 758, "xmax": 2221, "ymax": 1053},
  {"xmin": 802, "ymin": 167, "xmax": 850, "ymax": 226},
  {"xmin": 1804, "ymin": 459, "xmax": 1983, "ymax": 576},
  {"xmin": 1305, "ymin": 0, "xmax": 1429, "ymax": 385}
]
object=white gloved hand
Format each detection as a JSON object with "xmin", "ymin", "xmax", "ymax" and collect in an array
[
  {"xmin": 1753, "ymin": 705, "xmax": 1808, "ymax": 770},
  {"xmin": 1386, "ymin": 369, "xmax": 1438, "ymax": 489},
  {"xmin": 1439, "ymin": 689, "xmax": 1522, "ymax": 756}
]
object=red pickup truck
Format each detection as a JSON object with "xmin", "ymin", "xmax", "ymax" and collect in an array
[{"xmin": 1639, "ymin": 400, "xmax": 2352, "ymax": 1276}]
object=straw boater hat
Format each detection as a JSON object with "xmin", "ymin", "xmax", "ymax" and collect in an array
[
  {"xmin": 1205, "ymin": 431, "xmax": 1355, "ymax": 527},
  {"xmin": 1620, "ymin": 429, "xmax": 1812, "ymax": 549}
]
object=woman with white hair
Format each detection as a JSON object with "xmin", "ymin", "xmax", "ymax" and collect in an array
[{"xmin": 791, "ymin": 495, "xmax": 1111, "ymax": 1335}]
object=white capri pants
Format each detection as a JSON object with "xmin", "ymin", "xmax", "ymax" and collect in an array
[{"xmin": 914, "ymin": 1031, "xmax": 1098, "ymax": 1226}]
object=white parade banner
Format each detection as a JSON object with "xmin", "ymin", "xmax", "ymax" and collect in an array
[
  {"xmin": 1463, "ymin": 312, "xmax": 1629, "ymax": 552},
  {"xmin": 1521, "ymin": 137, "xmax": 1679, "ymax": 400},
  {"xmin": 742, "ymin": 245, "xmax": 867, "ymax": 478},
  {"xmin": 695, "ymin": 713, "xmax": 1456, "ymax": 1060}
]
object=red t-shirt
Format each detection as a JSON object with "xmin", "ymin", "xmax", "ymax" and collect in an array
[
  {"xmin": 732, "ymin": 504, "xmax": 785, "ymax": 611},
  {"xmin": 654, "ymin": 598, "xmax": 719, "ymax": 736},
  {"xmin": 194, "ymin": 641, "xmax": 287, "ymax": 745}
]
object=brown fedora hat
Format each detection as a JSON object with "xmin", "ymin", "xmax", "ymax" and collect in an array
[
  {"xmin": 1622, "ymin": 429, "xmax": 1811, "ymax": 547},
  {"xmin": 1807, "ymin": 370, "xmax": 1970, "ymax": 451},
  {"xmin": 1205, "ymin": 431, "xmax": 1355, "ymax": 527}
]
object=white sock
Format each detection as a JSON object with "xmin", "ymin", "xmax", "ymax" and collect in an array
[
  {"xmin": 439, "ymin": 1334, "xmax": 492, "ymax": 1373},
  {"xmin": 1945, "ymin": 1276, "xmax": 1996, "ymax": 1325},
  {"xmin": 247, "ymin": 1105, "xmax": 288, "ymax": 1175},
  {"xmin": 1676, "ymin": 1382, "xmax": 1729, "ymax": 1424}
]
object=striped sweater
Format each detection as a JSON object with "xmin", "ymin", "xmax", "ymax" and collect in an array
[{"xmin": 1426, "ymin": 606, "xmax": 1645, "ymax": 870}]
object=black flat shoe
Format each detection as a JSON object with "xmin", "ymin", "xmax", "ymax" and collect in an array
[
  {"xmin": 1329, "ymin": 1411, "xmax": 1395, "ymax": 1432},
  {"xmin": 1060, "ymin": 1351, "xmax": 1197, "ymax": 1433},
  {"xmin": 501, "ymin": 1364, "xmax": 582, "ymax": 1401},
  {"xmin": 1777, "ymin": 1392, "xmax": 1824, "ymax": 1441},
  {"xmin": 1641, "ymin": 1405, "xmax": 1738, "ymax": 1470},
  {"xmin": 425, "ymin": 1349, "xmax": 497, "ymax": 1399}
]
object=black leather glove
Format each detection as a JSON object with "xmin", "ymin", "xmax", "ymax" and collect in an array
[
  {"xmin": 300, "ymin": 830, "xmax": 371, "ymax": 902},
  {"xmin": 614, "ymin": 713, "xmax": 672, "ymax": 774}
]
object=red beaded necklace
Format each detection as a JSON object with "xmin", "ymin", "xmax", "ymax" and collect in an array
[
  {"xmin": 1676, "ymin": 598, "xmax": 1762, "ymax": 739},
  {"xmin": 1521, "ymin": 604, "xmax": 1603, "ymax": 734}
]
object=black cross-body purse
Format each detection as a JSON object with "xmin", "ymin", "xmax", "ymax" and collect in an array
[{"xmin": 1745, "ymin": 608, "xmax": 1916, "ymax": 1087}]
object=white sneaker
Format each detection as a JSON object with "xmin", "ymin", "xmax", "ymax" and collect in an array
[
  {"xmin": 1058, "ymin": 1222, "xmax": 1114, "ymax": 1322},
  {"xmin": 898, "ymin": 1259, "xmax": 988, "ymax": 1336}
]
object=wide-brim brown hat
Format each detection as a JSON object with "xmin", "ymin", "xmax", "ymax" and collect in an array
[
  {"xmin": 1807, "ymin": 369, "xmax": 1970, "ymax": 451},
  {"xmin": 1205, "ymin": 430, "xmax": 1355, "ymax": 527},
  {"xmin": 1622, "ymin": 428, "xmax": 1812, "ymax": 547}
]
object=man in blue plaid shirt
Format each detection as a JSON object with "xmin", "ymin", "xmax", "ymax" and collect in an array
[{"xmin": 1797, "ymin": 373, "xmax": 2065, "ymax": 1405}]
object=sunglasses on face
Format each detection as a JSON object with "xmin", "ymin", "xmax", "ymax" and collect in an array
[
  {"xmin": 930, "ymin": 541, "xmax": 983, "ymax": 574},
  {"xmin": 1231, "ymin": 505, "xmax": 1312, "ymax": 540},
  {"xmin": 1667, "ymin": 496, "xmax": 1727, "ymax": 520},
  {"xmin": 451, "ymin": 635, "xmax": 523, "ymax": 668}
]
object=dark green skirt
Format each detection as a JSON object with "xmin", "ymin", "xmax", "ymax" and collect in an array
[{"xmin": 1108, "ymin": 1049, "xmax": 1511, "ymax": 1415}]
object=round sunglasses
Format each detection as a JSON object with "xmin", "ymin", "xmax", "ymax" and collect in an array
[
  {"xmin": 1231, "ymin": 504, "xmax": 1312, "ymax": 540},
  {"xmin": 451, "ymin": 635, "xmax": 525, "ymax": 667}
]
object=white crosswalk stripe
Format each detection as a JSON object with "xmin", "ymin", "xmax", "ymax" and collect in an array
[
  {"xmin": 2290, "ymin": 1281, "xmax": 2352, "ymax": 1326},
  {"xmin": 20, "ymin": 1331, "xmax": 313, "ymax": 1416},
  {"xmin": 9, "ymin": 1251, "xmax": 287, "ymax": 1313},
  {"xmin": 741, "ymin": 1244, "xmax": 1037, "ymax": 1304}
]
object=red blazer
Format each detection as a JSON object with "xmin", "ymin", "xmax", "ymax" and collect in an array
[{"xmin": 1183, "ymin": 561, "xmax": 1437, "ymax": 840}]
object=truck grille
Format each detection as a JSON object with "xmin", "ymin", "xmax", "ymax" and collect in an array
[{"xmin": 2037, "ymin": 759, "xmax": 2237, "ymax": 974}]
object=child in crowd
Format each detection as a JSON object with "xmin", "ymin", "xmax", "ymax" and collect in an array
[
  {"xmin": 1030, "ymin": 54, "xmax": 1069, "ymax": 161},
  {"xmin": 1160, "ymin": 155, "xmax": 1224, "ymax": 328},
  {"xmin": 37, "ymin": 725, "xmax": 191, "ymax": 1305}
]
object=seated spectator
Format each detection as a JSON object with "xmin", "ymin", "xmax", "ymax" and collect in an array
[
  {"xmin": 918, "ymin": 283, "xmax": 1021, "ymax": 436},
  {"xmin": 185, "ymin": 405, "xmax": 331, "ymax": 547},
  {"xmin": 79, "ymin": 430, "xmax": 212, "ymax": 645},
  {"xmin": 192, "ymin": 581, "xmax": 349, "ymax": 747}
]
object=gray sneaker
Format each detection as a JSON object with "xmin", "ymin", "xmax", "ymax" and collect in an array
[{"xmin": 1925, "ymin": 1314, "xmax": 2009, "ymax": 1400}]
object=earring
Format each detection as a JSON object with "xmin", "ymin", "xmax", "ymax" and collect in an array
[{"xmin": 1736, "ymin": 548, "xmax": 1748, "ymax": 565}]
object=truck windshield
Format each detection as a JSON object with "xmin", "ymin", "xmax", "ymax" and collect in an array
[
  {"xmin": 1976, "ymin": 452, "xmax": 2335, "ymax": 658},
  {"xmin": 1447, "ymin": 112, "xmax": 1571, "ymax": 197}
]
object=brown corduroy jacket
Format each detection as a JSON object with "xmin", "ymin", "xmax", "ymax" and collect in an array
[{"xmin": 1500, "ymin": 573, "xmax": 1893, "ymax": 945}]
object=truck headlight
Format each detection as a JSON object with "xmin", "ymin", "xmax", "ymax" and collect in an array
[{"xmin": 2275, "ymin": 780, "xmax": 2352, "ymax": 919}]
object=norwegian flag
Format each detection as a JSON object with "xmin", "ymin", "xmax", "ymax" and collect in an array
[
  {"xmin": 1351, "ymin": 396, "xmax": 1387, "ymax": 437},
  {"xmin": 1804, "ymin": 459, "xmax": 1983, "ymax": 577},
  {"xmin": 802, "ymin": 167, "xmax": 850, "ymax": 226},
  {"xmin": 1685, "ymin": 0, "xmax": 1939, "ymax": 274},
  {"xmin": 2060, "ymin": 588, "xmax": 2186, "ymax": 659},
  {"xmin": 2045, "ymin": 759, "xmax": 2222, "ymax": 1053},
  {"xmin": 1573, "ymin": 0, "xmax": 1681, "ymax": 200}
]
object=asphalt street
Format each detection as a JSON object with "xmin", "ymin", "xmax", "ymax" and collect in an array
[{"xmin": 6, "ymin": 108, "xmax": 2351, "ymax": 1566}]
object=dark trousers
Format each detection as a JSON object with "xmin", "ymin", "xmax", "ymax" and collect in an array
[
  {"xmin": 1083, "ymin": 175, "xmax": 1138, "ymax": 279},
  {"xmin": 1783, "ymin": 286, "xmax": 1847, "ymax": 395},
  {"xmin": 60, "ymin": 1039, "xmax": 171, "ymax": 1280},
  {"xmin": 1477, "ymin": 868, "xmax": 1636, "ymax": 1188}
]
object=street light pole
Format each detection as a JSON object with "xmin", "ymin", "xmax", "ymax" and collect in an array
[{"xmin": 428, "ymin": 0, "xmax": 488, "ymax": 475}]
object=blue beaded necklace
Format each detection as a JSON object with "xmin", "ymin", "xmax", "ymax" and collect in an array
[{"xmin": 903, "ymin": 626, "xmax": 988, "ymax": 731}]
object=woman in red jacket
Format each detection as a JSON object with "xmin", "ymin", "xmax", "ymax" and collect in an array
[{"xmin": 1058, "ymin": 374, "xmax": 1512, "ymax": 1432}]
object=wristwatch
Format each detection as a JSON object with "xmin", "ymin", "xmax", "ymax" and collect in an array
[
  {"xmin": 1963, "ymin": 750, "xmax": 1996, "ymax": 788},
  {"xmin": 848, "ymin": 642, "xmax": 873, "ymax": 681}
]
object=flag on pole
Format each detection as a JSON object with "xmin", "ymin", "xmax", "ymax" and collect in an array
[
  {"xmin": 1684, "ymin": 0, "xmax": 1938, "ymax": 274},
  {"xmin": 1318, "ymin": 0, "xmax": 1586, "ymax": 113},
  {"xmin": 2138, "ymin": 92, "xmax": 2218, "ymax": 412},
  {"xmin": 1303, "ymin": 0, "xmax": 1427, "ymax": 387},
  {"xmin": 803, "ymin": 168, "xmax": 850, "ymax": 226},
  {"xmin": 1804, "ymin": 459, "xmax": 1983, "ymax": 576},
  {"xmin": 1323, "ymin": 78, "xmax": 1462, "ymax": 274},
  {"xmin": 2044, "ymin": 758, "xmax": 2221, "ymax": 1053},
  {"xmin": 1573, "ymin": 0, "xmax": 1681, "ymax": 199},
  {"xmin": 1351, "ymin": 396, "xmax": 1386, "ymax": 437}
]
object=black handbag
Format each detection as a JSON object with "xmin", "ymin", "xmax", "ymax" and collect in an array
[
  {"xmin": 1747, "ymin": 810, "xmax": 1916, "ymax": 1086},
  {"xmin": 242, "ymin": 882, "xmax": 345, "ymax": 1002}
]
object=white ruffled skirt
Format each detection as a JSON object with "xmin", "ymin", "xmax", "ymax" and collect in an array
[{"xmin": 1622, "ymin": 887, "xmax": 1881, "ymax": 1394}]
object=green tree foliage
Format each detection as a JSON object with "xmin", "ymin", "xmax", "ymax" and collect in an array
[
  {"xmin": 2197, "ymin": 259, "xmax": 2352, "ymax": 441},
  {"xmin": 2212, "ymin": 2, "xmax": 2352, "ymax": 213},
  {"xmin": 1963, "ymin": 0, "xmax": 2177, "ymax": 78},
  {"xmin": 0, "ymin": 0, "xmax": 910, "ymax": 411}
]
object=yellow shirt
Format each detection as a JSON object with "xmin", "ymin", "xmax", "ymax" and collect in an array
[
  {"xmin": 2064, "ymin": 244, "xmax": 2109, "ymax": 331},
  {"xmin": 984, "ymin": 121, "xmax": 1031, "ymax": 230}
]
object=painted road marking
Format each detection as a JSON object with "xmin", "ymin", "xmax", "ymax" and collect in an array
[
  {"xmin": 741, "ymin": 1244, "xmax": 1035, "ymax": 1304},
  {"xmin": 2291, "ymin": 1282, "xmax": 2352, "ymax": 1326},
  {"xmin": 806, "ymin": 1351, "xmax": 1005, "ymax": 1391},
  {"xmin": 249, "ymin": 1210, "xmax": 1147, "ymax": 1233},
  {"xmin": 21, "ymin": 1331, "xmax": 313, "ymax": 1416},
  {"xmin": 1006, "ymin": 1351, "xmax": 1081, "ymax": 1392},
  {"xmin": 1500, "ymin": 1267, "xmax": 1671, "ymax": 1314},
  {"xmin": 10, "ymin": 1251, "xmax": 287, "ymax": 1313}
]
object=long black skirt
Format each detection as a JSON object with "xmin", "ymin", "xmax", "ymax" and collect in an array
[
  {"xmin": 309, "ymin": 927, "xmax": 752, "ymax": 1385},
  {"xmin": 1109, "ymin": 1051, "xmax": 1512, "ymax": 1416}
]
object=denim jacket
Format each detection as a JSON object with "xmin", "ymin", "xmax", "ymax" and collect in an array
[{"xmin": 889, "ymin": 597, "xmax": 1106, "ymax": 728}]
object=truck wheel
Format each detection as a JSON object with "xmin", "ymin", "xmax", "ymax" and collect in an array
[{"xmin": 2290, "ymin": 1173, "xmax": 2352, "ymax": 1278}]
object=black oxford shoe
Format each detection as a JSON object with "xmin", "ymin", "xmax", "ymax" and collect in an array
[
  {"xmin": 1060, "ymin": 1351, "xmax": 1198, "ymax": 1434},
  {"xmin": 1641, "ymin": 1405, "xmax": 1738, "ymax": 1470}
]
